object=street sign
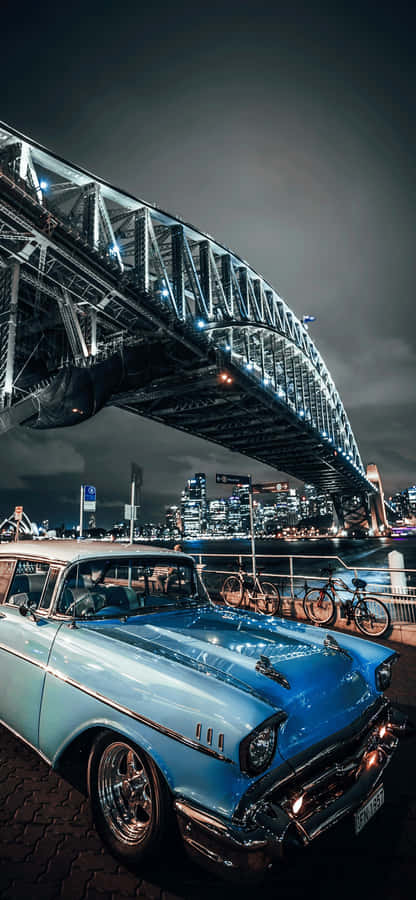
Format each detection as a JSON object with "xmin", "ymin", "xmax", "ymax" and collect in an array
[
  {"xmin": 124, "ymin": 504, "xmax": 139, "ymax": 520},
  {"xmin": 83, "ymin": 485, "xmax": 96, "ymax": 511},
  {"xmin": 14, "ymin": 506, "xmax": 23, "ymax": 520},
  {"xmin": 216, "ymin": 473, "xmax": 251, "ymax": 486},
  {"xmin": 252, "ymin": 481, "xmax": 289, "ymax": 494}
]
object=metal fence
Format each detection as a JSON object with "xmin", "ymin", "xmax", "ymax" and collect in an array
[{"xmin": 194, "ymin": 552, "xmax": 416, "ymax": 626}]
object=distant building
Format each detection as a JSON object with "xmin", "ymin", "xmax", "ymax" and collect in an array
[
  {"xmin": 165, "ymin": 505, "xmax": 182, "ymax": 537},
  {"xmin": 181, "ymin": 473, "xmax": 207, "ymax": 536},
  {"xmin": 208, "ymin": 498, "xmax": 228, "ymax": 533}
]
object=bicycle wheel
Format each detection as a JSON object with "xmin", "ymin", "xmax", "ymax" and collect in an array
[
  {"xmin": 303, "ymin": 588, "xmax": 335, "ymax": 625},
  {"xmin": 354, "ymin": 596, "xmax": 390, "ymax": 637},
  {"xmin": 221, "ymin": 575, "xmax": 243, "ymax": 608},
  {"xmin": 256, "ymin": 581, "xmax": 280, "ymax": 615}
]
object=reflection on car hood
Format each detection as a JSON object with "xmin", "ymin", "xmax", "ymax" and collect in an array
[{"xmin": 90, "ymin": 605, "xmax": 379, "ymax": 759}]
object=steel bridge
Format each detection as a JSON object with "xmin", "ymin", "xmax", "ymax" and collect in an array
[{"xmin": 0, "ymin": 121, "xmax": 378, "ymax": 508}]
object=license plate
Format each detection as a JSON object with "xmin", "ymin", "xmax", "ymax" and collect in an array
[{"xmin": 354, "ymin": 784, "xmax": 384, "ymax": 835}]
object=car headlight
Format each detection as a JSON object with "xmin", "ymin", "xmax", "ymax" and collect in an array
[
  {"xmin": 375, "ymin": 654, "xmax": 398, "ymax": 692},
  {"xmin": 239, "ymin": 712, "xmax": 286, "ymax": 775}
]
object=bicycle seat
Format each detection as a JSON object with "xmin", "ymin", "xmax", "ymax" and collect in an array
[{"xmin": 352, "ymin": 577, "xmax": 367, "ymax": 590}]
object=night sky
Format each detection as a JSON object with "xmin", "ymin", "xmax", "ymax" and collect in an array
[{"xmin": 1, "ymin": 0, "xmax": 415, "ymax": 526}]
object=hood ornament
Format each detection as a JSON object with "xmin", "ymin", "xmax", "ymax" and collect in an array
[
  {"xmin": 324, "ymin": 634, "xmax": 352, "ymax": 660},
  {"xmin": 255, "ymin": 655, "xmax": 290, "ymax": 690}
]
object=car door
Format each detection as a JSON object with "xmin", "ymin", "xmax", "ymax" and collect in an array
[{"xmin": 0, "ymin": 557, "xmax": 63, "ymax": 749}]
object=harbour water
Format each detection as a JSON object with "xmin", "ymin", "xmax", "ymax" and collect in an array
[{"xmin": 157, "ymin": 536, "xmax": 416, "ymax": 596}]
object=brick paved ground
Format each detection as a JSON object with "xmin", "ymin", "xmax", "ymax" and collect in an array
[{"xmin": 1, "ymin": 638, "xmax": 415, "ymax": 900}]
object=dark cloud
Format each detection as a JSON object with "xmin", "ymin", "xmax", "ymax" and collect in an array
[{"xmin": 0, "ymin": 0, "xmax": 415, "ymax": 523}]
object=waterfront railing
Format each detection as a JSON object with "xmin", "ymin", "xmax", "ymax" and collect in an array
[{"xmin": 194, "ymin": 552, "xmax": 416, "ymax": 626}]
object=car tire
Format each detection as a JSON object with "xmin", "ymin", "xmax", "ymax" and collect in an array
[{"xmin": 88, "ymin": 731, "xmax": 171, "ymax": 867}]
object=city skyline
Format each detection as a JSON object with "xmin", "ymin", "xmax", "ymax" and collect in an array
[
  {"xmin": 2, "ymin": 468, "xmax": 415, "ymax": 535},
  {"xmin": 0, "ymin": 1, "xmax": 415, "ymax": 521}
]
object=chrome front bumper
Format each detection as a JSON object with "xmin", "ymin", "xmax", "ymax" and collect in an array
[{"xmin": 174, "ymin": 704, "xmax": 405, "ymax": 878}]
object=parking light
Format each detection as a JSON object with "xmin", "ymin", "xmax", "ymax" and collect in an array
[{"xmin": 292, "ymin": 795, "xmax": 304, "ymax": 815}]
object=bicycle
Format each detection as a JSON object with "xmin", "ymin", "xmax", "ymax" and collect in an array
[
  {"xmin": 221, "ymin": 563, "xmax": 281, "ymax": 615},
  {"xmin": 303, "ymin": 566, "xmax": 391, "ymax": 637}
]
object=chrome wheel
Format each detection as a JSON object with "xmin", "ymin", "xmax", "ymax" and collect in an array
[{"xmin": 97, "ymin": 742, "xmax": 154, "ymax": 845}]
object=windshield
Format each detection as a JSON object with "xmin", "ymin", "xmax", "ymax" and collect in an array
[{"xmin": 56, "ymin": 556, "xmax": 207, "ymax": 619}]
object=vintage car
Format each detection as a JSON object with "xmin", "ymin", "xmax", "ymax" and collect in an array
[{"xmin": 0, "ymin": 541, "xmax": 404, "ymax": 878}]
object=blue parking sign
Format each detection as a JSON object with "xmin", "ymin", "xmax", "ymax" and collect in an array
[{"xmin": 84, "ymin": 485, "xmax": 96, "ymax": 501}]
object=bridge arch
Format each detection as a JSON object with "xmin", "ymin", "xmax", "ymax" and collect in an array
[{"xmin": 0, "ymin": 121, "xmax": 374, "ymax": 498}]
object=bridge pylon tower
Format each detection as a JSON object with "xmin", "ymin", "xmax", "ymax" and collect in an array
[{"xmin": 366, "ymin": 464, "xmax": 389, "ymax": 535}]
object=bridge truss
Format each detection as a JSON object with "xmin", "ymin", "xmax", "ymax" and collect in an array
[{"xmin": 0, "ymin": 122, "xmax": 375, "ymax": 499}]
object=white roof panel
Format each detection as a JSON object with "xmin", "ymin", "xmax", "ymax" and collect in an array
[{"xmin": 0, "ymin": 540, "xmax": 191, "ymax": 566}]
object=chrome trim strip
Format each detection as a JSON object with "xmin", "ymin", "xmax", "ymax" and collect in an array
[
  {"xmin": 0, "ymin": 718, "xmax": 51, "ymax": 765},
  {"xmin": 0, "ymin": 640, "xmax": 233, "ymax": 764}
]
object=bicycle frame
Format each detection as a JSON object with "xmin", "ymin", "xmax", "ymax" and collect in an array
[{"xmin": 319, "ymin": 578, "xmax": 365, "ymax": 625}]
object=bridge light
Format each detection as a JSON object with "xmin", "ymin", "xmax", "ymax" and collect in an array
[
  {"xmin": 321, "ymin": 430, "xmax": 327, "ymax": 437},
  {"xmin": 197, "ymin": 319, "xmax": 206, "ymax": 329},
  {"xmin": 161, "ymin": 288, "xmax": 169, "ymax": 297},
  {"xmin": 246, "ymin": 362, "xmax": 253, "ymax": 371},
  {"xmin": 39, "ymin": 180, "xmax": 48, "ymax": 191},
  {"xmin": 110, "ymin": 242, "xmax": 120, "ymax": 255},
  {"xmin": 299, "ymin": 409, "xmax": 305, "ymax": 417},
  {"xmin": 263, "ymin": 377, "xmax": 270, "ymax": 386},
  {"xmin": 302, "ymin": 315, "xmax": 316, "ymax": 330},
  {"xmin": 224, "ymin": 343, "xmax": 231, "ymax": 351}
]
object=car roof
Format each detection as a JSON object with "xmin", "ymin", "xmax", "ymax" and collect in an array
[{"xmin": 0, "ymin": 540, "xmax": 192, "ymax": 566}]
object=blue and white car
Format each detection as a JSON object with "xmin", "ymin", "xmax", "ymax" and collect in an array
[{"xmin": 0, "ymin": 542, "xmax": 403, "ymax": 878}]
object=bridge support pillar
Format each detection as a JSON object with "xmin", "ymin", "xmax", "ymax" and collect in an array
[
  {"xmin": 366, "ymin": 464, "xmax": 389, "ymax": 534},
  {"xmin": 0, "ymin": 261, "xmax": 20, "ymax": 409},
  {"xmin": 331, "ymin": 493, "xmax": 345, "ymax": 532}
]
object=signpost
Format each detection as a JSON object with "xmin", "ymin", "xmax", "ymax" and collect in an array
[
  {"xmin": 216, "ymin": 473, "xmax": 251, "ymax": 486},
  {"xmin": 79, "ymin": 485, "xmax": 96, "ymax": 538},
  {"xmin": 14, "ymin": 505, "xmax": 23, "ymax": 542},
  {"xmin": 252, "ymin": 481, "xmax": 289, "ymax": 494},
  {"xmin": 216, "ymin": 473, "xmax": 256, "ymax": 578},
  {"xmin": 129, "ymin": 464, "xmax": 142, "ymax": 544}
]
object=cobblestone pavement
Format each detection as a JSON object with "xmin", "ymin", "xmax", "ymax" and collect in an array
[{"xmin": 1, "ymin": 639, "xmax": 415, "ymax": 900}]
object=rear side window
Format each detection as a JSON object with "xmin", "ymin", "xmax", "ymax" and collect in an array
[
  {"xmin": 38, "ymin": 567, "xmax": 60, "ymax": 612},
  {"xmin": 0, "ymin": 559, "xmax": 15, "ymax": 603},
  {"xmin": 6, "ymin": 560, "xmax": 50, "ymax": 610}
]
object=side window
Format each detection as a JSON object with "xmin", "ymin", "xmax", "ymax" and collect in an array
[
  {"xmin": 6, "ymin": 560, "xmax": 50, "ymax": 610},
  {"xmin": 0, "ymin": 559, "xmax": 15, "ymax": 603},
  {"xmin": 38, "ymin": 567, "xmax": 60, "ymax": 612}
]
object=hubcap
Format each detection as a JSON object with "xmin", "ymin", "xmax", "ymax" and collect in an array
[{"xmin": 97, "ymin": 743, "xmax": 154, "ymax": 844}]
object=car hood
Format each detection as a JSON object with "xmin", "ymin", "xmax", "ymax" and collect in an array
[{"xmin": 92, "ymin": 605, "xmax": 380, "ymax": 760}]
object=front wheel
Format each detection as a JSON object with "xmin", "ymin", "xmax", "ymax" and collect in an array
[
  {"xmin": 255, "ymin": 581, "xmax": 280, "ymax": 615},
  {"xmin": 221, "ymin": 575, "xmax": 243, "ymax": 607},
  {"xmin": 354, "ymin": 597, "xmax": 390, "ymax": 637},
  {"xmin": 303, "ymin": 588, "xmax": 335, "ymax": 624},
  {"xmin": 88, "ymin": 731, "xmax": 170, "ymax": 867}
]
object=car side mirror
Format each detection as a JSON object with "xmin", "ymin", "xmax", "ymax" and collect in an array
[
  {"xmin": 9, "ymin": 591, "xmax": 30, "ymax": 608},
  {"xmin": 16, "ymin": 594, "xmax": 39, "ymax": 622}
]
